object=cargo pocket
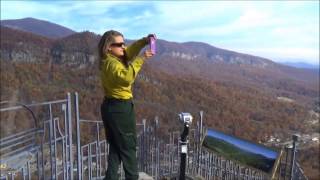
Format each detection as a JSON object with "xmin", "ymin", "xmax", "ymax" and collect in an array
[
  {"xmin": 120, "ymin": 133, "xmax": 137, "ymax": 150},
  {"xmin": 109, "ymin": 102, "xmax": 135, "ymax": 134}
]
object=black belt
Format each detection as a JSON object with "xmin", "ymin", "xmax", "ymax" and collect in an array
[{"xmin": 104, "ymin": 97, "xmax": 133, "ymax": 103}]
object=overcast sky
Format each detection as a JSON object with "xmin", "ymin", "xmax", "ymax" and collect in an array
[{"xmin": 1, "ymin": 1, "xmax": 319, "ymax": 65}]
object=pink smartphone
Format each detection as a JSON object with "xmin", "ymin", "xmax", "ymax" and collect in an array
[{"xmin": 150, "ymin": 36, "xmax": 156, "ymax": 54}]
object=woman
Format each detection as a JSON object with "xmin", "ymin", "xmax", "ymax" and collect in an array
[{"xmin": 98, "ymin": 30, "xmax": 154, "ymax": 180}]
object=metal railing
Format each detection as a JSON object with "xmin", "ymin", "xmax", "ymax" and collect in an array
[
  {"xmin": 0, "ymin": 92, "xmax": 308, "ymax": 180},
  {"xmin": 0, "ymin": 93, "xmax": 74, "ymax": 180}
]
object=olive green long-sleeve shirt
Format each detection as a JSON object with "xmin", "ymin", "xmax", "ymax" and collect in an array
[{"xmin": 100, "ymin": 38, "xmax": 148, "ymax": 99}]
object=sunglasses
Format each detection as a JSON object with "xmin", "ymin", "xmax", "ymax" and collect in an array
[{"xmin": 110, "ymin": 42, "xmax": 126, "ymax": 47}]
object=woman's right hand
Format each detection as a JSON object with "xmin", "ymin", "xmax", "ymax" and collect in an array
[{"xmin": 143, "ymin": 49, "xmax": 154, "ymax": 60}]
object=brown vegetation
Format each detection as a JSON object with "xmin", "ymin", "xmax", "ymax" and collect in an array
[{"xmin": 0, "ymin": 26, "xmax": 318, "ymax": 178}]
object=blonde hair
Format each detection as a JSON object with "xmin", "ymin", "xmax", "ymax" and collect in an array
[{"xmin": 98, "ymin": 30, "xmax": 123, "ymax": 68}]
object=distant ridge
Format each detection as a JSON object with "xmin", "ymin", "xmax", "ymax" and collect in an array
[
  {"xmin": 1, "ymin": 25, "xmax": 318, "ymax": 85},
  {"xmin": 281, "ymin": 62, "xmax": 319, "ymax": 69},
  {"xmin": 0, "ymin": 17, "xmax": 76, "ymax": 38}
]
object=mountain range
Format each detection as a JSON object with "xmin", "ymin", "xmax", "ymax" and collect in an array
[
  {"xmin": 0, "ymin": 18, "xmax": 319, "ymax": 179},
  {"xmin": 1, "ymin": 19, "xmax": 318, "ymax": 105},
  {"xmin": 1, "ymin": 17, "xmax": 318, "ymax": 69},
  {"xmin": 1, "ymin": 17, "xmax": 75, "ymax": 38}
]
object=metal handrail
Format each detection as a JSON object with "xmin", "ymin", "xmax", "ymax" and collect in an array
[
  {"xmin": 0, "ymin": 128, "xmax": 40, "ymax": 143},
  {"xmin": 0, "ymin": 99, "xmax": 67, "ymax": 112}
]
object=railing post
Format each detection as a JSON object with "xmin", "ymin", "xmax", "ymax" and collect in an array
[
  {"xmin": 49, "ymin": 104, "xmax": 55, "ymax": 179},
  {"xmin": 53, "ymin": 118, "xmax": 58, "ymax": 179},
  {"xmin": 62, "ymin": 103, "xmax": 69, "ymax": 180},
  {"xmin": 27, "ymin": 161, "xmax": 31, "ymax": 180},
  {"xmin": 290, "ymin": 134, "xmax": 299, "ymax": 180},
  {"xmin": 142, "ymin": 119, "xmax": 146, "ymax": 172},
  {"xmin": 75, "ymin": 92, "xmax": 82, "ymax": 180},
  {"xmin": 154, "ymin": 116, "xmax": 159, "ymax": 179},
  {"xmin": 197, "ymin": 111, "xmax": 203, "ymax": 175},
  {"xmin": 62, "ymin": 103, "xmax": 70, "ymax": 179},
  {"xmin": 67, "ymin": 92, "xmax": 73, "ymax": 180},
  {"xmin": 22, "ymin": 167, "xmax": 25, "ymax": 180},
  {"xmin": 96, "ymin": 122, "xmax": 101, "ymax": 177},
  {"xmin": 37, "ymin": 151, "xmax": 41, "ymax": 180},
  {"xmin": 41, "ymin": 131, "xmax": 45, "ymax": 179}
]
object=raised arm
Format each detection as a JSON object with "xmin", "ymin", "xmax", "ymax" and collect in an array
[{"xmin": 125, "ymin": 37, "xmax": 148, "ymax": 61}]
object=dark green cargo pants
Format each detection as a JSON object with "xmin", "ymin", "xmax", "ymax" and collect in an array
[{"xmin": 101, "ymin": 98, "xmax": 138, "ymax": 180}]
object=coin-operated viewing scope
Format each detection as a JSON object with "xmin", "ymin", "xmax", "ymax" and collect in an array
[
  {"xmin": 178, "ymin": 112, "xmax": 193, "ymax": 180},
  {"xmin": 178, "ymin": 112, "xmax": 193, "ymax": 126}
]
